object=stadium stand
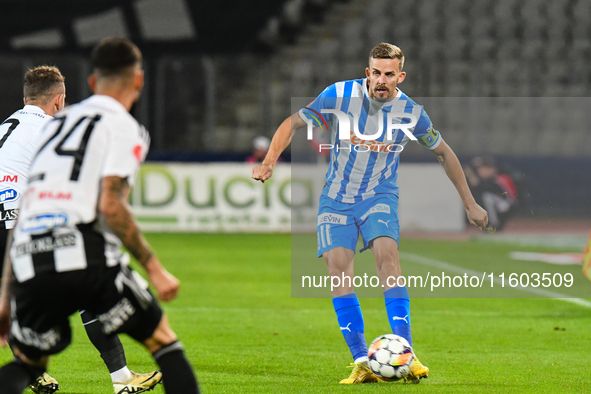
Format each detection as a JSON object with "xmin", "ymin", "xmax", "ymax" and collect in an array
[{"xmin": 1, "ymin": 0, "xmax": 591, "ymax": 160}]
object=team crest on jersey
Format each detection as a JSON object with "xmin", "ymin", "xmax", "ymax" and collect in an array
[
  {"xmin": 317, "ymin": 213, "xmax": 347, "ymax": 226},
  {"xmin": 360, "ymin": 204, "xmax": 391, "ymax": 221},
  {"xmin": 0, "ymin": 188, "xmax": 18, "ymax": 203},
  {"xmin": 21, "ymin": 213, "xmax": 68, "ymax": 233}
]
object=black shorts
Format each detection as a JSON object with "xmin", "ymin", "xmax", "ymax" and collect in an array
[{"xmin": 9, "ymin": 264, "xmax": 163, "ymax": 361}]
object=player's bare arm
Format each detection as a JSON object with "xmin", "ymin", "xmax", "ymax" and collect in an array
[
  {"xmin": 252, "ymin": 112, "xmax": 307, "ymax": 182},
  {"xmin": 99, "ymin": 175, "xmax": 180, "ymax": 301},
  {"xmin": 431, "ymin": 139, "xmax": 488, "ymax": 230}
]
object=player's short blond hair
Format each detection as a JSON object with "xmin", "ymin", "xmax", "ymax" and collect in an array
[
  {"xmin": 369, "ymin": 43, "xmax": 405, "ymax": 71},
  {"xmin": 23, "ymin": 66, "xmax": 65, "ymax": 103}
]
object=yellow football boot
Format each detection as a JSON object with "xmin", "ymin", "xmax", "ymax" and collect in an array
[
  {"xmin": 339, "ymin": 362, "xmax": 379, "ymax": 384},
  {"xmin": 403, "ymin": 355, "xmax": 429, "ymax": 383},
  {"xmin": 30, "ymin": 373, "xmax": 59, "ymax": 393},
  {"xmin": 113, "ymin": 370, "xmax": 163, "ymax": 394}
]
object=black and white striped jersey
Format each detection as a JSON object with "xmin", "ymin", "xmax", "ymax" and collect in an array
[
  {"xmin": 11, "ymin": 95, "xmax": 150, "ymax": 282},
  {"xmin": 0, "ymin": 105, "xmax": 51, "ymax": 230}
]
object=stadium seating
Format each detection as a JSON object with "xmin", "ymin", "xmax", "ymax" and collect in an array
[
  {"xmin": 250, "ymin": 0, "xmax": 591, "ymax": 158},
  {"xmin": 2, "ymin": 0, "xmax": 590, "ymax": 157}
]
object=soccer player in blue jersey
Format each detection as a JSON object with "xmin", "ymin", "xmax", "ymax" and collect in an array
[{"xmin": 252, "ymin": 43, "xmax": 488, "ymax": 384}]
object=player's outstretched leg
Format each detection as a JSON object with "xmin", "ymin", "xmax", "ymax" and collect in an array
[
  {"xmin": 334, "ymin": 293, "xmax": 378, "ymax": 384},
  {"xmin": 80, "ymin": 310, "xmax": 163, "ymax": 394},
  {"xmin": 383, "ymin": 287, "xmax": 429, "ymax": 383}
]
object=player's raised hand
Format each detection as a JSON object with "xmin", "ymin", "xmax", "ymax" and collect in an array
[
  {"xmin": 466, "ymin": 203, "xmax": 488, "ymax": 230},
  {"xmin": 252, "ymin": 163, "xmax": 274, "ymax": 183},
  {"xmin": 145, "ymin": 256, "xmax": 180, "ymax": 301}
]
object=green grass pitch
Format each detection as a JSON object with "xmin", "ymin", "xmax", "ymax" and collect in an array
[{"xmin": 2, "ymin": 233, "xmax": 591, "ymax": 393}]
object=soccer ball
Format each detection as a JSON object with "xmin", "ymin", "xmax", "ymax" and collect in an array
[{"xmin": 368, "ymin": 334, "xmax": 413, "ymax": 381}]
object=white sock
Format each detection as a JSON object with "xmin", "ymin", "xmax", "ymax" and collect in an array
[
  {"xmin": 354, "ymin": 356, "xmax": 369, "ymax": 366},
  {"xmin": 111, "ymin": 366, "xmax": 132, "ymax": 383}
]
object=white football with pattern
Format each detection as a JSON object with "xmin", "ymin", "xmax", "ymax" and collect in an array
[{"xmin": 368, "ymin": 334, "xmax": 413, "ymax": 381}]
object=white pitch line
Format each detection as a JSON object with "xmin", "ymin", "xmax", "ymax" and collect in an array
[
  {"xmin": 400, "ymin": 252, "xmax": 591, "ymax": 309},
  {"xmin": 509, "ymin": 251, "xmax": 582, "ymax": 265}
]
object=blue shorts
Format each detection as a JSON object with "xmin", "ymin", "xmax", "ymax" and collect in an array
[{"xmin": 316, "ymin": 194, "xmax": 400, "ymax": 257}]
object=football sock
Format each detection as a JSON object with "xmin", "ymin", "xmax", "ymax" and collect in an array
[
  {"xmin": 80, "ymin": 310, "xmax": 128, "ymax": 379},
  {"xmin": 110, "ymin": 366, "xmax": 132, "ymax": 383},
  {"xmin": 0, "ymin": 359, "xmax": 45, "ymax": 394},
  {"xmin": 153, "ymin": 341, "xmax": 200, "ymax": 394},
  {"xmin": 333, "ymin": 293, "xmax": 368, "ymax": 362},
  {"xmin": 384, "ymin": 286, "xmax": 412, "ymax": 346}
]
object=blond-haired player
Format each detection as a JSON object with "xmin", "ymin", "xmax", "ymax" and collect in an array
[{"xmin": 253, "ymin": 43, "xmax": 487, "ymax": 384}]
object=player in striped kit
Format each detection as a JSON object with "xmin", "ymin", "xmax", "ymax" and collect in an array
[
  {"xmin": 253, "ymin": 43, "xmax": 488, "ymax": 384},
  {"xmin": 0, "ymin": 65, "xmax": 163, "ymax": 394},
  {"xmin": 0, "ymin": 39, "xmax": 199, "ymax": 394}
]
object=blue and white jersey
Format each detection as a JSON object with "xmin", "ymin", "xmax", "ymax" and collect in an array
[{"xmin": 299, "ymin": 78, "xmax": 441, "ymax": 203}]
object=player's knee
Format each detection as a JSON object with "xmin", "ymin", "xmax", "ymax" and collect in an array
[
  {"xmin": 324, "ymin": 248, "xmax": 354, "ymax": 276},
  {"xmin": 372, "ymin": 239, "xmax": 399, "ymax": 264},
  {"xmin": 143, "ymin": 315, "xmax": 178, "ymax": 354},
  {"xmin": 373, "ymin": 246, "xmax": 394, "ymax": 264},
  {"xmin": 144, "ymin": 331, "xmax": 178, "ymax": 354},
  {"xmin": 326, "ymin": 262, "xmax": 348, "ymax": 277},
  {"xmin": 374, "ymin": 250, "xmax": 400, "ymax": 277}
]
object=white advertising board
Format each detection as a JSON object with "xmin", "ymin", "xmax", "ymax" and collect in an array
[{"xmin": 131, "ymin": 163, "xmax": 464, "ymax": 232}]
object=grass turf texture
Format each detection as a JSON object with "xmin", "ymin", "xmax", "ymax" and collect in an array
[{"xmin": 2, "ymin": 233, "xmax": 591, "ymax": 393}]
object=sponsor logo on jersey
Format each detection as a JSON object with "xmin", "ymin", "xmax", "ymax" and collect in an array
[
  {"xmin": 99, "ymin": 298, "xmax": 136, "ymax": 335},
  {"xmin": 10, "ymin": 320, "xmax": 60, "ymax": 351},
  {"xmin": 38, "ymin": 191, "xmax": 72, "ymax": 200},
  {"xmin": 317, "ymin": 212, "xmax": 347, "ymax": 226},
  {"xmin": 0, "ymin": 175, "xmax": 17, "ymax": 183},
  {"xmin": 349, "ymin": 130, "xmax": 403, "ymax": 153},
  {"xmin": 0, "ymin": 188, "xmax": 18, "ymax": 203},
  {"xmin": 15, "ymin": 233, "xmax": 77, "ymax": 257},
  {"xmin": 302, "ymin": 105, "xmax": 418, "ymax": 142},
  {"xmin": 21, "ymin": 213, "xmax": 68, "ymax": 233},
  {"xmin": 360, "ymin": 203, "xmax": 391, "ymax": 221},
  {"xmin": 0, "ymin": 208, "xmax": 18, "ymax": 221}
]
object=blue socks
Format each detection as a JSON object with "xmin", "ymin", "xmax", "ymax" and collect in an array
[
  {"xmin": 384, "ymin": 286, "xmax": 412, "ymax": 346},
  {"xmin": 333, "ymin": 288, "xmax": 412, "ymax": 362},
  {"xmin": 332, "ymin": 293, "xmax": 367, "ymax": 362}
]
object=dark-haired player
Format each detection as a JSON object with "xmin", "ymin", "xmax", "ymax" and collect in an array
[
  {"xmin": 0, "ymin": 38, "xmax": 200, "ymax": 394},
  {"xmin": 0, "ymin": 65, "xmax": 163, "ymax": 394}
]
